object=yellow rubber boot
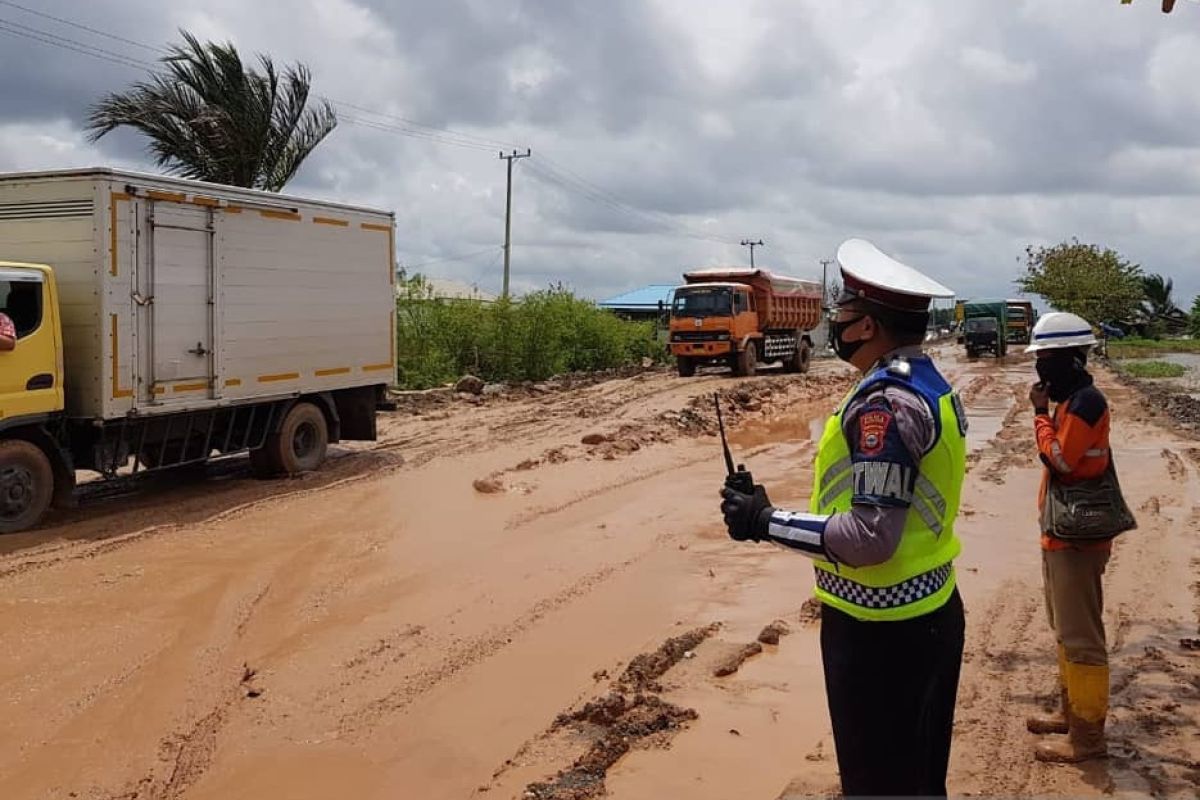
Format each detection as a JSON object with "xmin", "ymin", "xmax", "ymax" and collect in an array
[
  {"xmin": 1035, "ymin": 662, "xmax": 1108, "ymax": 763},
  {"xmin": 1027, "ymin": 644, "xmax": 1070, "ymax": 735}
]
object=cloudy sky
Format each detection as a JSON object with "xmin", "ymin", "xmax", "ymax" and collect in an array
[{"xmin": 2, "ymin": 0, "xmax": 1199, "ymax": 306}]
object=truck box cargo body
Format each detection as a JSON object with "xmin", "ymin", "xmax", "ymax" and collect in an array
[
  {"xmin": 0, "ymin": 168, "xmax": 394, "ymax": 417},
  {"xmin": 0, "ymin": 168, "xmax": 396, "ymax": 532},
  {"xmin": 670, "ymin": 267, "xmax": 823, "ymax": 377}
]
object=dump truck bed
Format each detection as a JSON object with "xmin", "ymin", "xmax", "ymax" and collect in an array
[{"xmin": 682, "ymin": 267, "xmax": 822, "ymax": 330}]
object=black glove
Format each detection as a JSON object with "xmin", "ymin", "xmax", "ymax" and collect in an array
[{"xmin": 720, "ymin": 480, "xmax": 773, "ymax": 542}]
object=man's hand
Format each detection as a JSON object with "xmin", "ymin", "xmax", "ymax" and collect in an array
[
  {"xmin": 720, "ymin": 481, "xmax": 773, "ymax": 542},
  {"xmin": 1029, "ymin": 382, "xmax": 1050, "ymax": 414}
]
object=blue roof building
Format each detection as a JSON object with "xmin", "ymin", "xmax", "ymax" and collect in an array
[{"xmin": 598, "ymin": 284, "xmax": 676, "ymax": 317}]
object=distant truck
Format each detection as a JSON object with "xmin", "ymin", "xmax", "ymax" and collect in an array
[
  {"xmin": 1005, "ymin": 299, "xmax": 1035, "ymax": 344},
  {"xmin": 963, "ymin": 317, "xmax": 1003, "ymax": 358},
  {"xmin": 669, "ymin": 268, "xmax": 822, "ymax": 377},
  {"xmin": 0, "ymin": 168, "xmax": 396, "ymax": 532},
  {"xmin": 961, "ymin": 301, "xmax": 1008, "ymax": 358}
]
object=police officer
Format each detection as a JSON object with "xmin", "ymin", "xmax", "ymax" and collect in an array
[{"xmin": 720, "ymin": 239, "xmax": 968, "ymax": 797}]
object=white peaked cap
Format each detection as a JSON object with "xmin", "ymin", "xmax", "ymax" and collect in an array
[{"xmin": 836, "ymin": 238, "xmax": 954, "ymax": 311}]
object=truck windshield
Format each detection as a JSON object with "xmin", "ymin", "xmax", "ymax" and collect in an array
[
  {"xmin": 672, "ymin": 289, "xmax": 731, "ymax": 317},
  {"xmin": 965, "ymin": 318, "xmax": 998, "ymax": 333},
  {"xmin": 0, "ymin": 278, "xmax": 43, "ymax": 338}
]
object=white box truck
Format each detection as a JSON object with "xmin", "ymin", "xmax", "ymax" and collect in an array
[{"xmin": 0, "ymin": 168, "xmax": 396, "ymax": 532}]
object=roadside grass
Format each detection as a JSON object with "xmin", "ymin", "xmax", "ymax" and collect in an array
[
  {"xmin": 1108, "ymin": 337, "xmax": 1200, "ymax": 359},
  {"xmin": 1119, "ymin": 360, "xmax": 1188, "ymax": 379}
]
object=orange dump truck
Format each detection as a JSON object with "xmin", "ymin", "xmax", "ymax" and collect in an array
[{"xmin": 669, "ymin": 268, "xmax": 823, "ymax": 377}]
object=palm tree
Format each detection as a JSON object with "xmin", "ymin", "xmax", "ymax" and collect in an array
[
  {"xmin": 1140, "ymin": 273, "xmax": 1188, "ymax": 334},
  {"xmin": 87, "ymin": 32, "xmax": 337, "ymax": 192}
]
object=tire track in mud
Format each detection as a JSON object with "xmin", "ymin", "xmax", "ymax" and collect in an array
[
  {"xmin": 0, "ymin": 453, "xmax": 406, "ymax": 582},
  {"xmin": 98, "ymin": 577, "xmax": 277, "ymax": 800},
  {"xmin": 953, "ymin": 577, "xmax": 1047, "ymax": 797},
  {"xmin": 336, "ymin": 542, "xmax": 671, "ymax": 738}
]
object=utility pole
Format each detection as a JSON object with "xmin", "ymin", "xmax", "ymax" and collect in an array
[
  {"xmin": 820, "ymin": 258, "xmax": 834, "ymax": 309},
  {"xmin": 741, "ymin": 239, "xmax": 764, "ymax": 269},
  {"xmin": 499, "ymin": 148, "xmax": 531, "ymax": 298}
]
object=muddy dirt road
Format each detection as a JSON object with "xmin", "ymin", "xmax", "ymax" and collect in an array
[{"xmin": 0, "ymin": 347, "xmax": 1197, "ymax": 799}]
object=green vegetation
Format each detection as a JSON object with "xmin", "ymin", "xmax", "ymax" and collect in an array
[
  {"xmin": 1018, "ymin": 240, "xmax": 1144, "ymax": 326},
  {"xmin": 394, "ymin": 275, "xmax": 666, "ymax": 389},
  {"xmin": 1108, "ymin": 338, "xmax": 1200, "ymax": 359},
  {"xmin": 1119, "ymin": 360, "xmax": 1188, "ymax": 379}
]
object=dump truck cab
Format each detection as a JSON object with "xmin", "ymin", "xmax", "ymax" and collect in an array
[
  {"xmin": 0, "ymin": 262, "xmax": 64, "ymax": 422},
  {"xmin": 669, "ymin": 282, "xmax": 756, "ymax": 367}
]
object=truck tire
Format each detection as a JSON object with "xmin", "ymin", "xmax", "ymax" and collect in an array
[
  {"xmin": 735, "ymin": 341, "xmax": 757, "ymax": 377},
  {"xmin": 0, "ymin": 439, "xmax": 54, "ymax": 533},
  {"xmin": 676, "ymin": 357, "xmax": 696, "ymax": 378},
  {"xmin": 796, "ymin": 339, "xmax": 812, "ymax": 374},
  {"xmin": 266, "ymin": 402, "xmax": 328, "ymax": 476}
]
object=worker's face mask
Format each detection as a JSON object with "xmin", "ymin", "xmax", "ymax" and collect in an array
[
  {"xmin": 831, "ymin": 315, "xmax": 867, "ymax": 363},
  {"xmin": 1035, "ymin": 350, "xmax": 1086, "ymax": 402}
]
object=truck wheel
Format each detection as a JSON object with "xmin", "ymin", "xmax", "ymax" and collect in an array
[
  {"xmin": 676, "ymin": 357, "xmax": 696, "ymax": 378},
  {"xmin": 0, "ymin": 440, "xmax": 54, "ymax": 533},
  {"xmin": 268, "ymin": 402, "xmax": 328, "ymax": 475},
  {"xmin": 797, "ymin": 340, "xmax": 812, "ymax": 374},
  {"xmin": 735, "ymin": 342, "xmax": 757, "ymax": 377}
]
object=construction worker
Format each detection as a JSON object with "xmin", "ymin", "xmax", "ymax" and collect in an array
[
  {"xmin": 720, "ymin": 238, "xmax": 967, "ymax": 797},
  {"xmin": 1024, "ymin": 312, "xmax": 1111, "ymax": 762}
]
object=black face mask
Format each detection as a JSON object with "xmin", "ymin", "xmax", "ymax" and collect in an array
[
  {"xmin": 1036, "ymin": 351, "xmax": 1087, "ymax": 402},
  {"xmin": 831, "ymin": 316, "xmax": 866, "ymax": 363}
]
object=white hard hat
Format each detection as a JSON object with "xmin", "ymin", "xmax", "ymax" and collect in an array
[
  {"xmin": 835, "ymin": 238, "xmax": 954, "ymax": 312},
  {"xmin": 1026, "ymin": 311, "xmax": 1098, "ymax": 353}
]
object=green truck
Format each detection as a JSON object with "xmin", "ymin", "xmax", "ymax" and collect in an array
[{"xmin": 961, "ymin": 301, "xmax": 1008, "ymax": 358}]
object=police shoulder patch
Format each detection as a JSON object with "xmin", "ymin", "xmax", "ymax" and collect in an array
[{"xmin": 858, "ymin": 408, "xmax": 893, "ymax": 456}]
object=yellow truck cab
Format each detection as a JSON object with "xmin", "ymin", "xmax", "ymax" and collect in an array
[{"xmin": 0, "ymin": 262, "xmax": 69, "ymax": 530}]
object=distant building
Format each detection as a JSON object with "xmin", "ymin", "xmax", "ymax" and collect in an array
[
  {"xmin": 598, "ymin": 284, "xmax": 676, "ymax": 321},
  {"xmin": 396, "ymin": 274, "xmax": 497, "ymax": 303}
]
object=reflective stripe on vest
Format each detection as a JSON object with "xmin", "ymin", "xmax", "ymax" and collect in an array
[
  {"xmin": 816, "ymin": 563, "xmax": 954, "ymax": 611},
  {"xmin": 809, "ymin": 357, "xmax": 966, "ymax": 622}
]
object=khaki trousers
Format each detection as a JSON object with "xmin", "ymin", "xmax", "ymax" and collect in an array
[{"xmin": 1042, "ymin": 547, "xmax": 1109, "ymax": 666}]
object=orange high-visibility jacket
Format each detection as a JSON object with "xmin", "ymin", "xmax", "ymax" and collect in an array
[{"xmin": 1034, "ymin": 384, "xmax": 1112, "ymax": 552}]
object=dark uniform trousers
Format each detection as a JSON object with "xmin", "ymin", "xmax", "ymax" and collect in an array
[{"xmin": 820, "ymin": 588, "xmax": 965, "ymax": 798}]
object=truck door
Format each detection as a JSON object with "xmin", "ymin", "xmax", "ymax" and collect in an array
[
  {"xmin": 139, "ymin": 201, "xmax": 215, "ymax": 402},
  {"xmin": 0, "ymin": 268, "xmax": 62, "ymax": 420}
]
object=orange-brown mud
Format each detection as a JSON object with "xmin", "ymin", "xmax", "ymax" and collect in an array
[{"xmin": 0, "ymin": 347, "xmax": 1197, "ymax": 799}]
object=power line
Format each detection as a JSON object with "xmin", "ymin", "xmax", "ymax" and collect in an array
[
  {"xmin": 2, "ymin": 4, "xmax": 742, "ymax": 250},
  {"xmin": 526, "ymin": 159, "xmax": 736, "ymax": 245},
  {"xmin": 535, "ymin": 153, "xmax": 738, "ymax": 244},
  {"xmin": 401, "ymin": 247, "xmax": 503, "ymax": 271},
  {"xmin": 336, "ymin": 113, "xmax": 499, "ymax": 153},
  {"xmin": 0, "ymin": 0, "xmax": 167, "ymax": 54},
  {"xmin": 330, "ymin": 100, "xmax": 522, "ymax": 152},
  {"xmin": 0, "ymin": 17, "xmax": 156, "ymax": 71}
]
